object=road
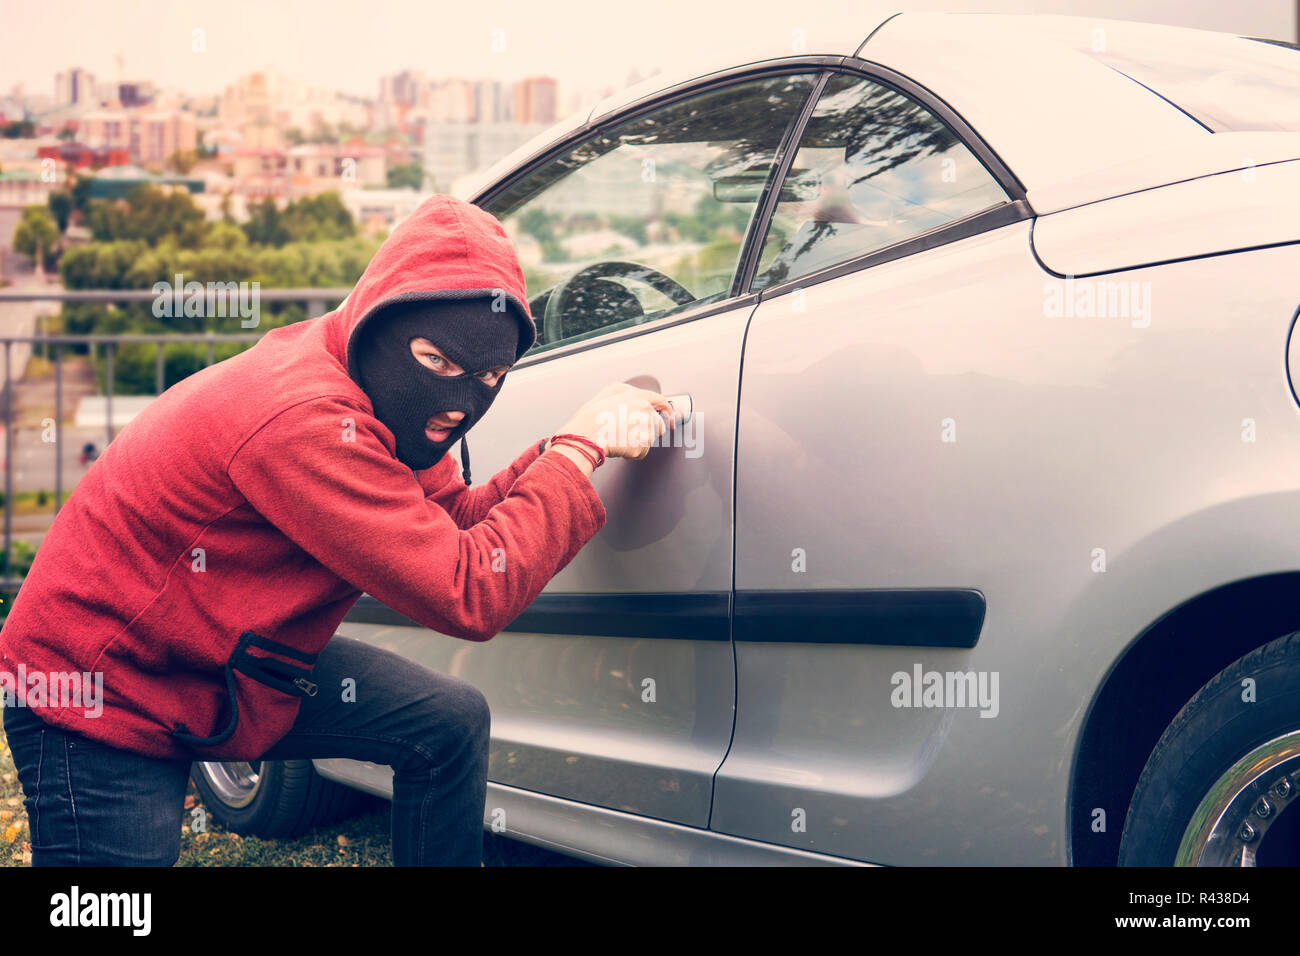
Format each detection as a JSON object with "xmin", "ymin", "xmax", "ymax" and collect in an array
[
  {"xmin": 0, "ymin": 274, "xmax": 57, "ymax": 403},
  {"xmin": 0, "ymin": 273, "xmax": 108, "ymax": 549}
]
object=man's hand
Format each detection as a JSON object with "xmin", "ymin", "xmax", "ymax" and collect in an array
[{"xmin": 549, "ymin": 383, "xmax": 676, "ymax": 470}]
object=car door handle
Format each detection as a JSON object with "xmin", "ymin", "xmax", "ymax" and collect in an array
[{"xmin": 663, "ymin": 393, "xmax": 693, "ymax": 426}]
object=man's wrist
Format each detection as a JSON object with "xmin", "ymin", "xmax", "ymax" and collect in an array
[{"xmin": 545, "ymin": 440, "xmax": 596, "ymax": 477}]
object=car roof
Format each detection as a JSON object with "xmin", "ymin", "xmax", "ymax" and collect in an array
[
  {"xmin": 581, "ymin": 28, "xmax": 875, "ymax": 125},
  {"xmin": 463, "ymin": 13, "xmax": 1229, "ymax": 205},
  {"xmin": 861, "ymin": 13, "xmax": 1213, "ymax": 195}
]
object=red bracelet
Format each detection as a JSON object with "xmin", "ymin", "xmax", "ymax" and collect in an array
[
  {"xmin": 553, "ymin": 438, "xmax": 600, "ymax": 468},
  {"xmin": 550, "ymin": 438, "xmax": 600, "ymax": 470},
  {"xmin": 549, "ymin": 433, "xmax": 606, "ymax": 468}
]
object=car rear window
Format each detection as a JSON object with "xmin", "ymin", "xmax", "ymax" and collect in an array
[{"xmin": 1076, "ymin": 33, "xmax": 1300, "ymax": 132}]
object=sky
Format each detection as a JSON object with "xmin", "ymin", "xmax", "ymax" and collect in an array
[{"xmin": 1, "ymin": 0, "xmax": 1295, "ymax": 103}]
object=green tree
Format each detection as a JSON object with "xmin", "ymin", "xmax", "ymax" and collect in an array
[
  {"xmin": 166, "ymin": 149, "xmax": 198, "ymax": 174},
  {"xmin": 518, "ymin": 207, "xmax": 557, "ymax": 244},
  {"xmin": 13, "ymin": 205, "xmax": 60, "ymax": 268},
  {"xmin": 70, "ymin": 175, "xmax": 93, "ymax": 216},
  {"xmin": 386, "ymin": 162, "xmax": 424, "ymax": 190},
  {"xmin": 85, "ymin": 200, "xmax": 127, "ymax": 241},
  {"xmin": 244, "ymin": 193, "xmax": 356, "ymax": 246},
  {"xmin": 242, "ymin": 198, "xmax": 290, "ymax": 246},
  {"xmin": 86, "ymin": 184, "xmax": 205, "ymax": 245},
  {"xmin": 59, "ymin": 230, "xmax": 379, "ymax": 347},
  {"xmin": 47, "ymin": 191, "xmax": 72, "ymax": 231},
  {"xmin": 281, "ymin": 192, "xmax": 355, "ymax": 243},
  {"xmin": 55, "ymin": 184, "xmax": 377, "ymax": 391}
]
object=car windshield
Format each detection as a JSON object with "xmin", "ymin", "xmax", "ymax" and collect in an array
[{"xmin": 1075, "ymin": 32, "xmax": 1300, "ymax": 132}]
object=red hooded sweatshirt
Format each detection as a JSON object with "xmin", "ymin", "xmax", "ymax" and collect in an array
[{"xmin": 0, "ymin": 194, "xmax": 606, "ymax": 761}]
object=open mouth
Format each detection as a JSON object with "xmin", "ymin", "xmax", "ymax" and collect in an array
[{"xmin": 425, "ymin": 415, "xmax": 460, "ymax": 443}]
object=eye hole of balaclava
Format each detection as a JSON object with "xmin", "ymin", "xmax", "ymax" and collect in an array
[{"xmin": 352, "ymin": 297, "xmax": 519, "ymax": 472}]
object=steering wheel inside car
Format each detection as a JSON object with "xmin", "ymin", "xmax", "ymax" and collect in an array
[{"xmin": 543, "ymin": 261, "xmax": 696, "ymax": 346}]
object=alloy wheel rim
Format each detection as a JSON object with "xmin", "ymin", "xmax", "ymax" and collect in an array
[
  {"xmin": 1176, "ymin": 729, "xmax": 1300, "ymax": 866},
  {"xmin": 199, "ymin": 761, "xmax": 263, "ymax": 809}
]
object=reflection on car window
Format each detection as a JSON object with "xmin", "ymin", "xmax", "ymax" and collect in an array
[
  {"xmin": 481, "ymin": 73, "xmax": 817, "ymax": 354},
  {"xmin": 752, "ymin": 73, "xmax": 1009, "ymax": 291}
]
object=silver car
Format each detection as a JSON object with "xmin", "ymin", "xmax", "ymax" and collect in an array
[{"xmin": 194, "ymin": 13, "xmax": 1300, "ymax": 866}]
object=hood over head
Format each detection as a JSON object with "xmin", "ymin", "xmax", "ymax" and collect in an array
[{"xmin": 322, "ymin": 194, "xmax": 537, "ymax": 479}]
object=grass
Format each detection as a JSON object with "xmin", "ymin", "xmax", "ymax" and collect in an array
[
  {"xmin": 0, "ymin": 721, "xmax": 590, "ymax": 866},
  {"xmin": 0, "ymin": 726, "xmax": 31, "ymax": 865},
  {"xmin": 176, "ymin": 785, "xmax": 395, "ymax": 867},
  {"xmin": 23, "ymin": 356, "xmax": 56, "ymax": 380},
  {"xmin": 0, "ymin": 491, "xmax": 65, "ymax": 516}
]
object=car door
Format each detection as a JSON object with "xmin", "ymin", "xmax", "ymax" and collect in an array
[
  {"xmin": 343, "ymin": 68, "xmax": 821, "ymax": 828},
  {"xmin": 709, "ymin": 65, "xmax": 1049, "ymax": 861}
]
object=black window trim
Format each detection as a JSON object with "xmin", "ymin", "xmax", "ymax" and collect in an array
[
  {"xmin": 838, "ymin": 57, "xmax": 1029, "ymax": 202},
  {"xmin": 753, "ymin": 199, "xmax": 1033, "ymax": 300},
  {"xmin": 468, "ymin": 54, "xmax": 1035, "ymax": 370},
  {"xmin": 736, "ymin": 57, "xmax": 1036, "ymax": 299},
  {"xmin": 510, "ymin": 290, "xmax": 762, "ymax": 370},
  {"xmin": 731, "ymin": 70, "xmax": 832, "ymax": 298},
  {"xmin": 469, "ymin": 58, "xmax": 840, "ymax": 371}
]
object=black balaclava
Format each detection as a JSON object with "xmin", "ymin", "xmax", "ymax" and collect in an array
[{"xmin": 351, "ymin": 297, "xmax": 519, "ymax": 478}]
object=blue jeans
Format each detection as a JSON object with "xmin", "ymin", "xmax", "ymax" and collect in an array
[{"xmin": 2, "ymin": 635, "xmax": 491, "ymax": 866}]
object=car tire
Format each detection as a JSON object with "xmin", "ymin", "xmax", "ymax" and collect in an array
[
  {"xmin": 191, "ymin": 759, "xmax": 373, "ymax": 839},
  {"xmin": 1118, "ymin": 630, "xmax": 1300, "ymax": 866}
]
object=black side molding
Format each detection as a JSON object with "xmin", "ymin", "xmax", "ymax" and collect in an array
[
  {"xmin": 345, "ymin": 592, "xmax": 731, "ymax": 641},
  {"xmin": 734, "ymin": 589, "xmax": 985, "ymax": 648},
  {"xmin": 346, "ymin": 589, "xmax": 985, "ymax": 647}
]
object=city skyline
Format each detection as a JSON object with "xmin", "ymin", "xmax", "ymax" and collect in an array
[
  {"xmin": 23, "ymin": 66, "xmax": 605, "ymax": 131},
  {"xmin": 2, "ymin": 0, "xmax": 1296, "ymax": 238},
  {"xmin": 3, "ymin": 0, "xmax": 1293, "ymax": 104}
]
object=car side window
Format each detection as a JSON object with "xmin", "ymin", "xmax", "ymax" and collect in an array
[
  {"xmin": 481, "ymin": 72, "xmax": 817, "ymax": 354},
  {"xmin": 751, "ymin": 72, "xmax": 1011, "ymax": 291}
]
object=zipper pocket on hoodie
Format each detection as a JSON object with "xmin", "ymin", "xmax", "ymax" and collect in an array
[{"xmin": 171, "ymin": 630, "xmax": 319, "ymax": 748}]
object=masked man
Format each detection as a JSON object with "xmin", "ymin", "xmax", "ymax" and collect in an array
[{"xmin": 0, "ymin": 194, "xmax": 670, "ymax": 866}]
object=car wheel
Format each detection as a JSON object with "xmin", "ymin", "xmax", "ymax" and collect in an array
[
  {"xmin": 1118, "ymin": 631, "xmax": 1300, "ymax": 866},
  {"xmin": 191, "ymin": 759, "xmax": 372, "ymax": 839}
]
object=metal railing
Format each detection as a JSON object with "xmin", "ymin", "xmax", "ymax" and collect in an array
[{"xmin": 0, "ymin": 289, "xmax": 350, "ymax": 589}]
